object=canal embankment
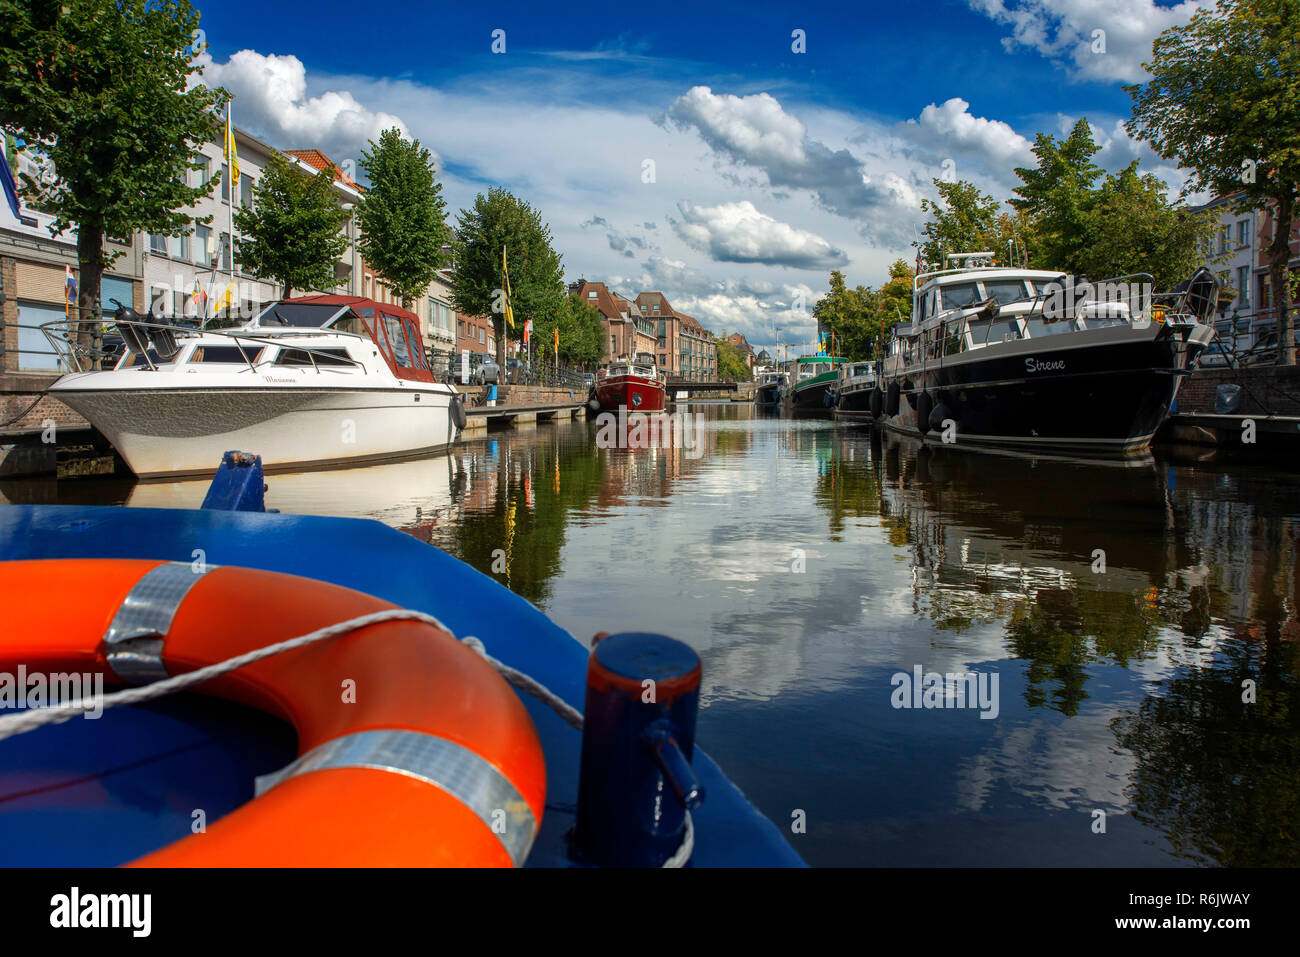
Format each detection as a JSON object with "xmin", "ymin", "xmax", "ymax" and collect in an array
[{"xmin": 1165, "ymin": 364, "xmax": 1300, "ymax": 449}]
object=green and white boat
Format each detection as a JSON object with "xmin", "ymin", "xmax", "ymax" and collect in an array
[{"xmin": 784, "ymin": 355, "xmax": 845, "ymax": 411}]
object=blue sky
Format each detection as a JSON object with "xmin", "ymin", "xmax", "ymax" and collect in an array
[{"xmin": 193, "ymin": 0, "xmax": 1210, "ymax": 351}]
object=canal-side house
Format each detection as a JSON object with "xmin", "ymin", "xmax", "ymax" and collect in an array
[
  {"xmin": 1196, "ymin": 191, "xmax": 1300, "ymax": 351},
  {"xmin": 633, "ymin": 291, "xmax": 717, "ymax": 380},
  {"xmin": 569, "ymin": 280, "xmax": 657, "ymax": 365},
  {"xmin": 727, "ymin": 332, "xmax": 756, "ymax": 372}
]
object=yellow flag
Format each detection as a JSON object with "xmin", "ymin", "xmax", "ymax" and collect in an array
[
  {"xmin": 225, "ymin": 106, "xmax": 240, "ymax": 188},
  {"xmin": 213, "ymin": 282, "xmax": 236, "ymax": 315},
  {"xmin": 501, "ymin": 246, "xmax": 515, "ymax": 331}
]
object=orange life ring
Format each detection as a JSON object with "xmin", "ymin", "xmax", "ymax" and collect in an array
[{"xmin": 0, "ymin": 558, "xmax": 546, "ymax": 867}]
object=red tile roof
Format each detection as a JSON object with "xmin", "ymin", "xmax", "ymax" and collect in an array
[{"xmin": 284, "ymin": 149, "xmax": 361, "ymax": 189}]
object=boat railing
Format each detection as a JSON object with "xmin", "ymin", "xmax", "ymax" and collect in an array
[{"xmin": 41, "ymin": 315, "xmax": 368, "ymax": 375}]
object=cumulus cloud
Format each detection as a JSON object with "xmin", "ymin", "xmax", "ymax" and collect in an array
[
  {"xmin": 196, "ymin": 50, "xmax": 412, "ymax": 170},
  {"xmin": 904, "ymin": 97, "xmax": 1035, "ymax": 169},
  {"xmin": 672, "ymin": 200, "xmax": 849, "ymax": 268},
  {"xmin": 667, "ymin": 86, "xmax": 915, "ymax": 230},
  {"xmin": 968, "ymin": 0, "xmax": 1213, "ymax": 83}
]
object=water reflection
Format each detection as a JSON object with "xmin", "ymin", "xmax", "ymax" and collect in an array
[{"xmin": 3, "ymin": 404, "xmax": 1297, "ymax": 865}]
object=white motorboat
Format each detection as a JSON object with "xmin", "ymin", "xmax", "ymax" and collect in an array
[{"xmin": 44, "ymin": 295, "xmax": 466, "ymax": 478}]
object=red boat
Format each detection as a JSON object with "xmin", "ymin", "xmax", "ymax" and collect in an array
[{"xmin": 592, "ymin": 353, "xmax": 666, "ymax": 413}]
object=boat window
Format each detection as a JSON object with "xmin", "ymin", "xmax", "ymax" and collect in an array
[
  {"xmin": 382, "ymin": 315, "xmax": 413, "ymax": 368},
  {"xmin": 941, "ymin": 283, "xmax": 981, "ymax": 310},
  {"xmin": 943, "ymin": 321, "xmax": 964, "ymax": 356},
  {"xmin": 982, "ymin": 280, "xmax": 1029, "ymax": 305},
  {"xmin": 326, "ymin": 312, "xmax": 363, "ymax": 335},
  {"xmin": 274, "ymin": 347, "xmax": 354, "ymax": 367},
  {"xmin": 128, "ymin": 349, "xmax": 161, "ymax": 368},
  {"xmin": 1024, "ymin": 316, "xmax": 1077, "ymax": 339},
  {"xmin": 1080, "ymin": 315, "xmax": 1128, "ymax": 330},
  {"xmin": 189, "ymin": 345, "xmax": 263, "ymax": 363},
  {"xmin": 970, "ymin": 317, "xmax": 1022, "ymax": 345}
]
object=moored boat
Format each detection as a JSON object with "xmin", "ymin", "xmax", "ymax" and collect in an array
[
  {"xmin": 833, "ymin": 360, "xmax": 879, "ymax": 422},
  {"xmin": 592, "ymin": 353, "xmax": 666, "ymax": 413},
  {"xmin": 876, "ymin": 254, "xmax": 1217, "ymax": 452},
  {"xmin": 43, "ymin": 295, "xmax": 466, "ymax": 478},
  {"xmin": 784, "ymin": 355, "xmax": 845, "ymax": 412},
  {"xmin": 754, "ymin": 369, "xmax": 788, "ymax": 406}
]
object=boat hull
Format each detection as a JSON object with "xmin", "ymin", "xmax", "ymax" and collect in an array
[
  {"xmin": 787, "ymin": 380, "xmax": 834, "ymax": 411},
  {"xmin": 594, "ymin": 374, "xmax": 666, "ymax": 413},
  {"xmin": 835, "ymin": 385, "xmax": 877, "ymax": 422},
  {"xmin": 879, "ymin": 325, "xmax": 1199, "ymax": 452},
  {"xmin": 755, "ymin": 383, "xmax": 782, "ymax": 406},
  {"xmin": 51, "ymin": 385, "xmax": 458, "ymax": 478}
]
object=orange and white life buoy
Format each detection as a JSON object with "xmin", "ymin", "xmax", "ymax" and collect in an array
[{"xmin": 0, "ymin": 558, "xmax": 546, "ymax": 867}]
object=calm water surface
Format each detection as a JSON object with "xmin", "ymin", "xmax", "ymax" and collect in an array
[{"xmin": 5, "ymin": 403, "xmax": 1298, "ymax": 867}]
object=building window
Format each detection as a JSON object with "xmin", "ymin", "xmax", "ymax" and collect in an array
[
  {"xmin": 478, "ymin": 327, "xmax": 485, "ymax": 344},
  {"xmin": 241, "ymin": 176, "xmax": 254, "ymax": 208},
  {"xmin": 171, "ymin": 230, "xmax": 190, "ymax": 261},
  {"xmin": 1218, "ymin": 227, "xmax": 1228, "ymax": 254},
  {"xmin": 194, "ymin": 224, "xmax": 211, "ymax": 265},
  {"xmin": 1238, "ymin": 220, "xmax": 1250, "ymax": 247},
  {"xmin": 220, "ymin": 164, "xmax": 230, "ymax": 201},
  {"xmin": 150, "ymin": 233, "xmax": 167, "ymax": 255},
  {"xmin": 1238, "ymin": 266, "xmax": 1250, "ymax": 307},
  {"xmin": 588, "ymin": 290, "xmax": 597, "ymax": 299},
  {"xmin": 220, "ymin": 232, "xmax": 231, "ymax": 271},
  {"xmin": 149, "ymin": 284, "xmax": 168, "ymax": 316}
]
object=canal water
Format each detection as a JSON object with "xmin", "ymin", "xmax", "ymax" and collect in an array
[{"xmin": 4, "ymin": 402, "xmax": 1297, "ymax": 867}]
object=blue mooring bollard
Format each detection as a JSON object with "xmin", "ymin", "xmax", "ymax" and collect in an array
[
  {"xmin": 574, "ymin": 632, "xmax": 705, "ymax": 866},
  {"xmin": 200, "ymin": 451, "xmax": 268, "ymax": 512}
]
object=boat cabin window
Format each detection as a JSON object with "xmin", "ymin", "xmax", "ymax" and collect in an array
[
  {"xmin": 274, "ymin": 347, "xmax": 354, "ymax": 367},
  {"xmin": 1024, "ymin": 315, "xmax": 1077, "ymax": 339},
  {"xmin": 382, "ymin": 315, "xmax": 414, "ymax": 368},
  {"xmin": 982, "ymin": 279, "xmax": 1030, "ymax": 305},
  {"xmin": 325, "ymin": 312, "xmax": 363, "ymax": 335},
  {"xmin": 970, "ymin": 317, "xmax": 1022, "ymax": 345},
  {"xmin": 127, "ymin": 349, "xmax": 161, "ymax": 368},
  {"xmin": 189, "ymin": 345, "xmax": 264, "ymax": 364},
  {"xmin": 941, "ymin": 283, "xmax": 982, "ymax": 310}
]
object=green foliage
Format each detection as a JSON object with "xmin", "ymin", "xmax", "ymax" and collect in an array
[
  {"xmin": 1010, "ymin": 119, "xmax": 1104, "ymax": 271},
  {"xmin": 1080, "ymin": 163, "xmax": 1219, "ymax": 289},
  {"xmin": 1127, "ymin": 0, "xmax": 1300, "ymax": 364},
  {"xmin": 0, "ymin": 0, "xmax": 228, "ymax": 320},
  {"xmin": 813, "ymin": 267, "xmax": 908, "ymax": 361},
  {"xmin": 714, "ymin": 336, "xmax": 751, "ymax": 381},
  {"xmin": 233, "ymin": 152, "xmax": 349, "ymax": 300},
  {"xmin": 533, "ymin": 294, "xmax": 606, "ymax": 368},
  {"xmin": 916, "ymin": 180, "xmax": 1002, "ymax": 269},
  {"xmin": 451, "ymin": 187, "xmax": 564, "ymax": 368},
  {"xmin": 356, "ymin": 127, "xmax": 451, "ymax": 308}
]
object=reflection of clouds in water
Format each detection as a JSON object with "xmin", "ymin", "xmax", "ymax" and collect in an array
[{"xmin": 955, "ymin": 704, "xmax": 1138, "ymax": 815}]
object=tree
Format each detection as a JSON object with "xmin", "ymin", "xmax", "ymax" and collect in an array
[
  {"xmin": 813, "ymin": 270, "xmax": 879, "ymax": 360},
  {"xmin": 543, "ymin": 294, "xmax": 605, "ymax": 368},
  {"xmin": 355, "ymin": 127, "xmax": 451, "ymax": 309},
  {"xmin": 877, "ymin": 258, "xmax": 915, "ymax": 330},
  {"xmin": 1079, "ymin": 163, "xmax": 1218, "ymax": 290},
  {"xmin": 713, "ymin": 336, "xmax": 751, "ymax": 381},
  {"xmin": 0, "ymin": 0, "xmax": 227, "ymax": 342},
  {"xmin": 451, "ymin": 187, "xmax": 565, "ymax": 371},
  {"xmin": 1127, "ymin": 0, "xmax": 1300, "ymax": 365},
  {"xmin": 916, "ymin": 180, "xmax": 1002, "ymax": 269},
  {"xmin": 1010, "ymin": 119, "xmax": 1104, "ymax": 273},
  {"xmin": 233, "ymin": 152, "xmax": 349, "ymax": 300}
]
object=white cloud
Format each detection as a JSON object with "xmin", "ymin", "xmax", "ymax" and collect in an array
[
  {"xmin": 196, "ymin": 49, "xmax": 411, "ymax": 168},
  {"xmin": 673, "ymin": 200, "xmax": 849, "ymax": 268},
  {"xmin": 906, "ymin": 97, "xmax": 1035, "ymax": 169},
  {"xmin": 968, "ymin": 0, "xmax": 1214, "ymax": 83}
]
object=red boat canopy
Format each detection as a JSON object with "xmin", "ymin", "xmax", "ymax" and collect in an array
[{"xmin": 278, "ymin": 295, "xmax": 434, "ymax": 383}]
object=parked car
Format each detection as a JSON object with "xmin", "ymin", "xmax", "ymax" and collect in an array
[
  {"xmin": 1239, "ymin": 327, "xmax": 1300, "ymax": 366},
  {"xmin": 472, "ymin": 354, "xmax": 500, "ymax": 385}
]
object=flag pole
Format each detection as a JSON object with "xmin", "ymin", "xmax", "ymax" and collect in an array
[{"xmin": 227, "ymin": 101, "xmax": 235, "ymax": 318}]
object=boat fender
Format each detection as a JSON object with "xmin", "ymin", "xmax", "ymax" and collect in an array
[
  {"xmin": 869, "ymin": 387, "xmax": 883, "ymax": 419},
  {"xmin": 587, "ymin": 391, "xmax": 601, "ymax": 412},
  {"xmin": 450, "ymin": 393, "xmax": 468, "ymax": 431},
  {"xmin": 928, "ymin": 401, "xmax": 951, "ymax": 433},
  {"xmin": 916, "ymin": 392, "xmax": 934, "ymax": 434},
  {"xmin": 885, "ymin": 381, "xmax": 900, "ymax": 416},
  {"xmin": 0, "ymin": 559, "xmax": 546, "ymax": 867}
]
